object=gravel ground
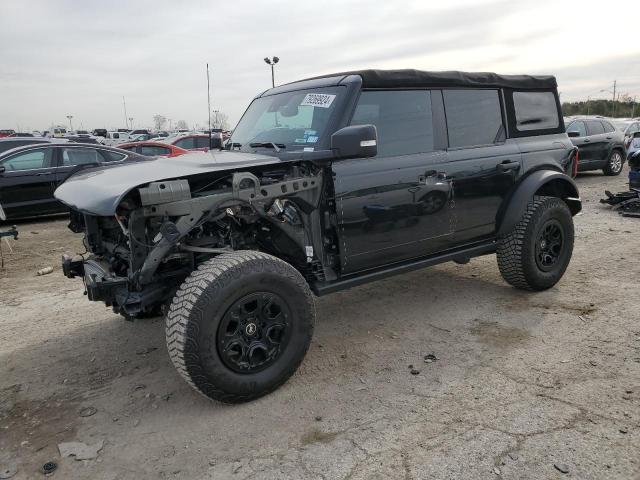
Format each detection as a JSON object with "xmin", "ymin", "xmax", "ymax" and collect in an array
[{"xmin": 0, "ymin": 168, "xmax": 638, "ymax": 480}]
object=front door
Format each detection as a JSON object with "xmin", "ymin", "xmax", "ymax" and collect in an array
[
  {"xmin": 0, "ymin": 147, "xmax": 58, "ymax": 219},
  {"xmin": 333, "ymin": 89, "xmax": 453, "ymax": 274},
  {"xmin": 585, "ymin": 120, "xmax": 608, "ymax": 164}
]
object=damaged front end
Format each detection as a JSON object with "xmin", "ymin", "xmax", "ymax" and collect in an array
[{"xmin": 58, "ymin": 161, "xmax": 333, "ymax": 318}]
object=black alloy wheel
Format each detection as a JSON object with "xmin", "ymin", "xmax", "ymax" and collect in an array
[{"xmin": 218, "ymin": 292, "xmax": 291, "ymax": 373}]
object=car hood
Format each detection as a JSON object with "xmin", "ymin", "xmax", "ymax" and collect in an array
[{"xmin": 54, "ymin": 150, "xmax": 282, "ymax": 216}]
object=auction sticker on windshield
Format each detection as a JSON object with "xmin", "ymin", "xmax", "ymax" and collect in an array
[{"xmin": 301, "ymin": 93, "xmax": 336, "ymax": 108}]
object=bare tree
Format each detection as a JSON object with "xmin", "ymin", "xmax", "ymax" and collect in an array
[
  {"xmin": 175, "ymin": 120, "xmax": 189, "ymax": 130},
  {"xmin": 210, "ymin": 110, "xmax": 230, "ymax": 130},
  {"xmin": 153, "ymin": 115, "xmax": 167, "ymax": 131}
]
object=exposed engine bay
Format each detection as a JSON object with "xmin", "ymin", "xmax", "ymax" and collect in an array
[{"xmin": 63, "ymin": 162, "xmax": 340, "ymax": 317}]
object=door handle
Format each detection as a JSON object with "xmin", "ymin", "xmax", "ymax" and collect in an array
[
  {"xmin": 497, "ymin": 160, "xmax": 520, "ymax": 172},
  {"xmin": 583, "ymin": 139, "xmax": 590, "ymax": 143},
  {"xmin": 36, "ymin": 172, "xmax": 49, "ymax": 176},
  {"xmin": 606, "ymin": 136, "xmax": 612, "ymax": 140}
]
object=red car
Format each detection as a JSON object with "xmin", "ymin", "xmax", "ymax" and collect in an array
[
  {"xmin": 0, "ymin": 130, "xmax": 16, "ymax": 138},
  {"xmin": 164, "ymin": 134, "xmax": 216, "ymax": 151},
  {"xmin": 117, "ymin": 141, "xmax": 189, "ymax": 158}
]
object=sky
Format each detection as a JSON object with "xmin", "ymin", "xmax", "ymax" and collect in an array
[{"xmin": 1, "ymin": 0, "xmax": 639, "ymax": 131}]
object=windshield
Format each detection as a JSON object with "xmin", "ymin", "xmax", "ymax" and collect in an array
[{"xmin": 229, "ymin": 86, "xmax": 343, "ymax": 152}]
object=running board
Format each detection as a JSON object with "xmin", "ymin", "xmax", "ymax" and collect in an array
[{"xmin": 311, "ymin": 240, "xmax": 496, "ymax": 296}]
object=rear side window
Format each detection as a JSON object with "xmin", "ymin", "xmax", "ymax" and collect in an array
[
  {"xmin": 99, "ymin": 150, "xmax": 127, "ymax": 162},
  {"xmin": 512, "ymin": 91, "xmax": 559, "ymax": 131},
  {"xmin": 350, "ymin": 90, "xmax": 434, "ymax": 157},
  {"xmin": 601, "ymin": 121, "xmax": 615, "ymax": 133},
  {"xmin": 587, "ymin": 121, "xmax": 605, "ymax": 135},
  {"xmin": 443, "ymin": 89, "xmax": 503, "ymax": 148},
  {"xmin": 140, "ymin": 145, "xmax": 171, "ymax": 156},
  {"xmin": 62, "ymin": 148, "xmax": 100, "ymax": 166},
  {"xmin": 175, "ymin": 137, "xmax": 196, "ymax": 149},
  {"xmin": 566, "ymin": 121, "xmax": 586, "ymax": 137}
]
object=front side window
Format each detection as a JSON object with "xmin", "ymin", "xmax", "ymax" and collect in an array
[
  {"xmin": 602, "ymin": 121, "xmax": 615, "ymax": 133},
  {"xmin": 229, "ymin": 86, "xmax": 343, "ymax": 152},
  {"xmin": 444, "ymin": 90, "xmax": 503, "ymax": 148},
  {"xmin": 175, "ymin": 137, "xmax": 196, "ymax": 149},
  {"xmin": 350, "ymin": 90, "xmax": 434, "ymax": 157},
  {"xmin": 62, "ymin": 148, "xmax": 100, "ymax": 166},
  {"xmin": 1, "ymin": 148, "xmax": 52, "ymax": 171},
  {"xmin": 512, "ymin": 91, "xmax": 560, "ymax": 131},
  {"xmin": 567, "ymin": 121, "xmax": 587, "ymax": 137}
]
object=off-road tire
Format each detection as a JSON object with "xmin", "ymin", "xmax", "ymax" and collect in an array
[
  {"xmin": 165, "ymin": 251, "xmax": 315, "ymax": 403},
  {"xmin": 603, "ymin": 149, "xmax": 624, "ymax": 176},
  {"xmin": 497, "ymin": 196, "xmax": 574, "ymax": 291}
]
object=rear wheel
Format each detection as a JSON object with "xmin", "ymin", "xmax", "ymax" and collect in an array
[
  {"xmin": 603, "ymin": 150, "xmax": 624, "ymax": 176},
  {"xmin": 497, "ymin": 196, "xmax": 574, "ymax": 291},
  {"xmin": 165, "ymin": 251, "xmax": 315, "ymax": 403}
]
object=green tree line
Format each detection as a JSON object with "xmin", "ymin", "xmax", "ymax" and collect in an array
[{"xmin": 562, "ymin": 97, "xmax": 640, "ymax": 118}]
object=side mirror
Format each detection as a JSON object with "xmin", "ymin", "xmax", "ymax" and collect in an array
[
  {"xmin": 331, "ymin": 125, "xmax": 377, "ymax": 159},
  {"xmin": 210, "ymin": 134, "xmax": 224, "ymax": 150},
  {"xmin": 567, "ymin": 131, "xmax": 580, "ymax": 138},
  {"xmin": 0, "ymin": 166, "xmax": 5, "ymax": 175}
]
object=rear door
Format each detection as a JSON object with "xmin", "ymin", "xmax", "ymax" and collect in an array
[
  {"xmin": 333, "ymin": 89, "xmax": 452, "ymax": 273},
  {"xmin": 441, "ymin": 89, "xmax": 521, "ymax": 244},
  {"xmin": 0, "ymin": 147, "xmax": 58, "ymax": 218},
  {"xmin": 55, "ymin": 146, "xmax": 102, "ymax": 181}
]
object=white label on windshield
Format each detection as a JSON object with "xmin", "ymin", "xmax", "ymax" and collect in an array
[{"xmin": 301, "ymin": 93, "xmax": 336, "ymax": 108}]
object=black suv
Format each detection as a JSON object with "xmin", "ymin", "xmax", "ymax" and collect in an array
[
  {"xmin": 56, "ymin": 69, "xmax": 580, "ymax": 403},
  {"xmin": 565, "ymin": 118, "xmax": 626, "ymax": 175}
]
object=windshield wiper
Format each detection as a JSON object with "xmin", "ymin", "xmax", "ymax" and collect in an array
[{"xmin": 249, "ymin": 142, "xmax": 286, "ymax": 152}]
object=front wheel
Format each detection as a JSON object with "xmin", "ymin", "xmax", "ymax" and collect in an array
[
  {"xmin": 497, "ymin": 196, "xmax": 574, "ymax": 291},
  {"xmin": 603, "ymin": 150, "xmax": 624, "ymax": 176},
  {"xmin": 165, "ymin": 251, "xmax": 315, "ymax": 403}
]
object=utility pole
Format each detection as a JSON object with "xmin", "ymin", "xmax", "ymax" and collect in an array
[
  {"xmin": 207, "ymin": 63, "xmax": 212, "ymax": 147},
  {"xmin": 66, "ymin": 115, "xmax": 73, "ymax": 131},
  {"xmin": 129, "ymin": 117, "xmax": 134, "ymax": 129},
  {"xmin": 612, "ymin": 80, "xmax": 617, "ymax": 117},
  {"xmin": 122, "ymin": 96, "xmax": 129, "ymax": 129}
]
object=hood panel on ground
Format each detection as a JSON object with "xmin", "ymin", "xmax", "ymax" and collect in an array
[{"xmin": 54, "ymin": 150, "xmax": 282, "ymax": 216}]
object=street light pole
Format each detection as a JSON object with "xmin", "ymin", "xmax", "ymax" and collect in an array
[
  {"xmin": 263, "ymin": 56, "xmax": 280, "ymax": 88},
  {"xmin": 66, "ymin": 115, "xmax": 73, "ymax": 131},
  {"xmin": 129, "ymin": 117, "xmax": 134, "ymax": 129}
]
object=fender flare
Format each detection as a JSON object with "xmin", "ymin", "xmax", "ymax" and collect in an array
[{"xmin": 497, "ymin": 170, "xmax": 581, "ymax": 236}]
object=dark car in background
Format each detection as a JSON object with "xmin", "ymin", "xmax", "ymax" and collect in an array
[
  {"xmin": 0, "ymin": 143, "xmax": 147, "ymax": 220},
  {"xmin": 566, "ymin": 118, "xmax": 626, "ymax": 175},
  {"xmin": 0, "ymin": 137, "xmax": 56, "ymax": 155},
  {"xmin": 92, "ymin": 128, "xmax": 108, "ymax": 138}
]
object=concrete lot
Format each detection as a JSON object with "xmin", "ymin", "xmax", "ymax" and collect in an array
[{"xmin": 0, "ymin": 168, "xmax": 638, "ymax": 480}]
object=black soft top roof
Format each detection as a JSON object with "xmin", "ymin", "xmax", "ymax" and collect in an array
[{"xmin": 302, "ymin": 69, "xmax": 557, "ymax": 90}]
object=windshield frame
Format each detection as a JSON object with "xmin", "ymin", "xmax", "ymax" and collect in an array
[{"xmin": 228, "ymin": 85, "xmax": 348, "ymax": 154}]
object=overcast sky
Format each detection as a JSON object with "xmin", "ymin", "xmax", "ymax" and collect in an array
[{"xmin": 2, "ymin": 0, "xmax": 639, "ymax": 131}]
